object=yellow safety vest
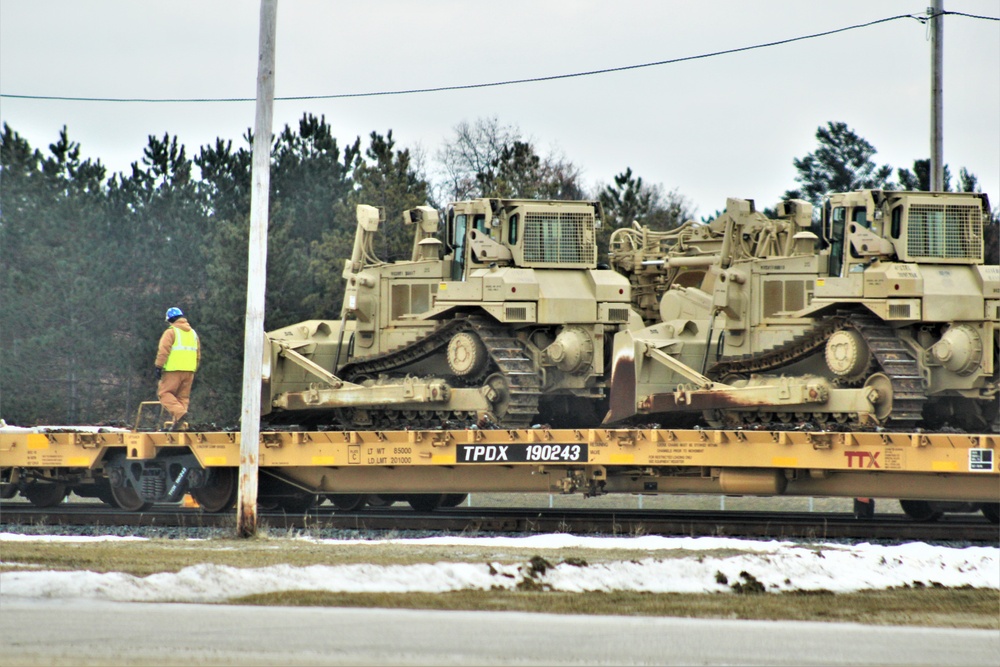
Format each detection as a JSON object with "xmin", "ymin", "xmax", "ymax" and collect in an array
[{"xmin": 163, "ymin": 327, "xmax": 199, "ymax": 371}]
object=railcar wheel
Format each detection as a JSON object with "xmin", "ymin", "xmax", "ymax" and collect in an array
[
  {"xmin": 22, "ymin": 482, "xmax": 68, "ymax": 508},
  {"xmin": 899, "ymin": 499, "xmax": 943, "ymax": 522},
  {"xmin": 440, "ymin": 493, "xmax": 468, "ymax": 508},
  {"xmin": 0, "ymin": 483, "xmax": 17, "ymax": 499},
  {"xmin": 327, "ymin": 493, "xmax": 366, "ymax": 511},
  {"xmin": 981, "ymin": 503, "xmax": 999, "ymax": 524},
  {"xmin": 93, "ymin": 479, "xmax": 116, "ymax": 505},
  {"xmin": 109, "ymin": 483, "xmax": 153, "ymax": 512},
  {"xmin": 366, "ymin": 494, "xmax": 400, "ymax": 507},
  {"xmin": 257, "ymin": 474, "xmax": 319, "ymax": 514},
  {"xmin": 274, "ymin": 495, "xmax": 317, "ymax": 513},
  {"xmin": 274, "ymin": 493, "xmax": 318, "ymax": 513},
  {"xmin": 191, "ymin": 467, "xmax": 238, "ymax": 513},
  {"xmin": 407, "ymin": 494, "xmax": 445, "ymax": 512}
]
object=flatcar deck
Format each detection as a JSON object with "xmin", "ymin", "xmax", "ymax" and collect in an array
[{"xmin": 2, "ymin": 426, "xmax": 996, "ymax": 504}]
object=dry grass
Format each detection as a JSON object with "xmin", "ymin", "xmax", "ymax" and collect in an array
[
  {"xmin": 231, "ymin": 588, "xmax": 1000, "ymax": 629},
  {"xmin": 0, "ymin": 538, "xmax": 716, "ymax": 574}
]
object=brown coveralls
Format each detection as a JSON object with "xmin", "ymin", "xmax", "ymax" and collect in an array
[{"xmin": 155, "ymin": 318, "xmax": 200, "ymax": 422}]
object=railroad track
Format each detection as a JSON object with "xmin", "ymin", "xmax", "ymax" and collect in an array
[{"xmin": 1, "ymin": 501, "xmax": 995, "ymax": 543}]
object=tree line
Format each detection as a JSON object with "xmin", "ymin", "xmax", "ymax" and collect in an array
[{"xmin": 0, "ymin": 116, "xmax": 995, "ymax": 426}]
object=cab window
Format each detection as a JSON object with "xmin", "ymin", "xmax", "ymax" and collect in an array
[
  {"xmin": 890, "ymin": 206, "xmax": 902, "ymax": 239},
  {"xmin": 829, "ymin": 206, "xmax": 846, "ymax": 276},
  {"xmin": 851, "ymin": 206, "xmax": 869, "ymax": 228},
  {"xmin": 508, "ymin": 213, "xmax": 519, "ymax": 244},
  {"xmin": 451, "ymin": 214, "xmax": 468, "ymax": 281}
]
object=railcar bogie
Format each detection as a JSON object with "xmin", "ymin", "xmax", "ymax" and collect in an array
[
  {"xmin": 20, "ymin": 480, "xmax": 69, "ymax": 508},
  {"xmin": 899, "ymin": 499, "xmax": 1000, "ymax": 524},
  {"xmin": 326, "ymin": 493, "xmax": 367, "ymax": 511}
]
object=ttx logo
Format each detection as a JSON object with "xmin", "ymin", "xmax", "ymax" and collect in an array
[{"xmin": 844, "ymin": 451, "xmax": 881, "ymax": 468}]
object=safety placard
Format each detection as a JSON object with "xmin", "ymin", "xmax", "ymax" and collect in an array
[{"xmin": 969, "ymin": 448, "xmax": 994, "ymax": 472}]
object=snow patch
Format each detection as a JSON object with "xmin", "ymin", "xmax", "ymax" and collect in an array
[{"xmin": 1, "ymin": 533, "xmax": 995, "ymax": 603}]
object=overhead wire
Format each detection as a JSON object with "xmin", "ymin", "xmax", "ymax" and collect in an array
[{"xmin": 1, "ymin": 10, "xmax": 997, "ymax": 104}]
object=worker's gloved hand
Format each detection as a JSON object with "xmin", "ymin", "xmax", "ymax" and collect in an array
[{"xmin": 155, "ymin": 367, "xmax": 162, "ymax": 380}]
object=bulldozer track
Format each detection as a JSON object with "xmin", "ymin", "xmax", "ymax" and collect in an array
[
  {"xmin": 708, "ymin": 307, "xmax": 925, "ymax": 427},
  {"xmin": 709, "ymin": 318, "xmax": 842, "ymax": 378},
  {"xmin": 339, "ymin": 318, "xmax": 467, "ymax": 381},
  {"xmin": 339, "ymin": 314, "xmax": 542, "ymax": 427},
  {"xmin": 468, "ymin": 318, "xmax": 542, "ymax": 427},
  {"xmin": 846, "ymin": 311, "xmax": 926, "ymax": 426}
]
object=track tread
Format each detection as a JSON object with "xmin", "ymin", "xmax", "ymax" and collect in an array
[
  {"xmin": 338, "ymin": 314, "xmax": 543, "ymax": 427},
  {"xmin": 708, "ymin": 308, "xmax": 926, "ymax": 426}
]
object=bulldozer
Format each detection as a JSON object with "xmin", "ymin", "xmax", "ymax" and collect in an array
[
  {"xmin": 263, "ymin": 198, "xmax": 633, "ymax": 428},
  {"xmin": 606, "ymin": 190, "xmax": 998, "ymax": 430}
]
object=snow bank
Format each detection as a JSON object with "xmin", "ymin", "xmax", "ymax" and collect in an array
[{"xmin": 1, "ymin": 534, "xmax": 995, "ymax": 603}]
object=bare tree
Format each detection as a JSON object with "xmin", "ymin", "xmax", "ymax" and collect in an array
[
  {"xmin": 435, "ymin": 117, "xmax": 586, "ymax": 202},
  {"xmin": 436, "ymin": 117, "xmax": 520, "ymax": 201}
]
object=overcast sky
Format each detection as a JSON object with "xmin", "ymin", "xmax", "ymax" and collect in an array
[{"xmin": 2, "ymin": 0, "xmax": 998, "ymax": 217}]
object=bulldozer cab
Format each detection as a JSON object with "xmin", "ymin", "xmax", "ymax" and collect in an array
[
  {"xmin": 445, "ymin": 198, "xmax": 603, "ymax": 281},
  {"xmin": 446, "ymin": 207, "xmax": 493, "ymax": 281},
  {"xmin": 823, "ymin": 194, "xmax": 882, "ymax": 277},
  {"xmin": 822, "ymin": 190, "xmax": 988, "ymax": 276}
]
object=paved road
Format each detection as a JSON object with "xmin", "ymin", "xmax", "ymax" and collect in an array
[{"xmin": 1, "ymin": 598, "xmax": 997, "ymax": 666}]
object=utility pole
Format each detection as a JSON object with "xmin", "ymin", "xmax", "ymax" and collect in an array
[
  {"xmin": 930, "ymin": 0, "xmax": 944, "ymax": 191},
  {"xmin": 237, "ymin": 0, "xmax": 277, "ymax": 538}
]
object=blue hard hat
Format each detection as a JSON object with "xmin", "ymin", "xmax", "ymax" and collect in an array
[{"xmin": 165, "ymin": 307, "xmax": 184, "ymax": 321}]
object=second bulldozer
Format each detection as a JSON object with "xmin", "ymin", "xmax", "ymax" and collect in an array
[
  {"xmin": 606, "ymin": 189, "xmax": 998, "ymax": 430},
  {"xmin": 263, "ymin": 198, "xmax": 632, "ymax": 428}
]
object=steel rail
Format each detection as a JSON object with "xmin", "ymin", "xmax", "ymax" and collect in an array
[{"xmin": 1, "ymin": 502, "xmax": 995, "ymax": 543}]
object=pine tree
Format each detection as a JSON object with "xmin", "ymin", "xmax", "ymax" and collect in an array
[{"xmin": 784, "ymin": 122, "xmax": 894, "ymax": 206}]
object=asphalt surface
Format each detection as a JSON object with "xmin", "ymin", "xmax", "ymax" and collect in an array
[{"xmin": 1, "ymin": 598, "xmax": 997, "ymax": 666}]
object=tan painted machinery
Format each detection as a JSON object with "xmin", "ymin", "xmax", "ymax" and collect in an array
[
  {"xmin": 607, "ymin": 190, "xmax": 998, "ymax": 430},
  {"xmin": 263, "ymin": 199, "xmax": 632, "ymax": 428}
]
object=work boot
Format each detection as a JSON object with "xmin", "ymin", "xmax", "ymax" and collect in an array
[{"xmin": 170, "ymin": 414, "xmax": 188, "ymax": 432}]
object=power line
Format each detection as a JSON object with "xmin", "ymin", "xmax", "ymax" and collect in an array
[{"xmin": 2, "ymin": 10, "xmax": 997, "ymax": 104}]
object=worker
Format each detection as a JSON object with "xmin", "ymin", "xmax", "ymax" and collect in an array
[{"xmin": 154, "ymin": 307, "xmax": 200, "ymax": 431}]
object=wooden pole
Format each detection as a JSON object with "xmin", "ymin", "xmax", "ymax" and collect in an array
[
  {"xmin": 237, "ymin": 0, "xmax": 277, "ymax": 538},
  {"xmin": 930, "ymin": 0, "xmax": 944, "ymax": 191}
]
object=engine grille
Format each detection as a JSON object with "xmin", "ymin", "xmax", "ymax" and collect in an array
[
  {"xmin": 607, "ymin": 307, "xmax": 630, "ymax": 322},
  {"xmin": 907, "ymin": 204, "xmax": 983, "ymax": 261},
  {"xmin": 523, "ymin": 211, "xmax": 595, "ymax": 265},
  {"xmin": 888, "ymin": 303, "xmax": 912, "ymax": 319},
  {"xmin": 505, "ymin": 306, "xmax": 529, "ymax": 321}
]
